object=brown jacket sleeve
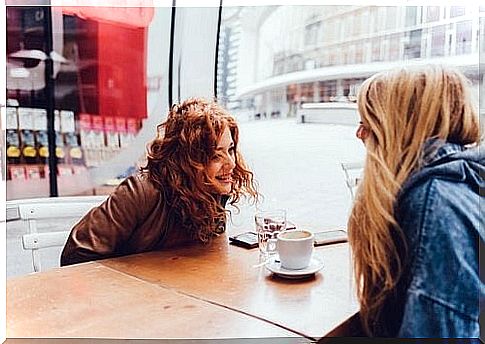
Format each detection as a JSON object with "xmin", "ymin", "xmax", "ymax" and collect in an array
[{"xmin": 60, "ymin": 174, "xmax": 155, "ymax": 266}]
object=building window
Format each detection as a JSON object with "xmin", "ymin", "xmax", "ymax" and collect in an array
[
  {"xmin": 388, "ymin": 33, "xmax": 401, "ymax": 61},
  {"xmin": 371, "ymin": 37, "xmax": 381, "ymax": 61},
  {"xmin": 450, "ymin": 6, "xmax": 465, "ymax": 18},
  {"xmin": 404, "ymin": 29, "xmax": 422, "ymax": 59},
  {"xmin": 385, "ymin": 7, "xmax": 397, "ymax": 30},
  {"xmin": 405, "ymin": 6, "xmax": 418, "ymax": 27},
  {"xmin": 342, "ymin": 44, "xmax": 353, "ymax": 65},
  {"xmin": 431, "ymin": 25, "xmax": 445, "ymax": 56},
  {"xmin": 352, "ymin": 12, "xmax": 362, "ymax": 36},
  {"xmin": 354, "ymin": 42, "xmax": 364, "ymax": 64},
  {"xmin": 300, "ymin": 82, "xmax": 314, "ymax": 103},
  {"xmin": 456, "ymin": 20, "xmax": 472, "ymax": 55},
  {"xmin": 286, "ymin": 84, "xmax": 298, "ymax": 103},
  {"xmin": 304, "ymin": 59, "xmax": 316, "ymax": 70},
  {"xmin": 343, "ymin": 78, "xmax": 364, "ymax": 101},
  {"xmin": 328, "ymin": 50, "xmax": 338, "ymax": 66},
  {"xmin": 287, "ymin": 54, "xmax": 304, "ymax": 73},
  {"xmin": 318, "ymin": 80, "xmax": 337, "ymax": 102},
  {"xmin": 305, "ymin": 21, "xmax": 321, "ymax": 46},
  {"xmin": 273, "ymin": 56, "xmax": 285, "ymax": 76},
  {"xmin": 426, "ymin": 6, "xmax": 440, "ymax": 23}
]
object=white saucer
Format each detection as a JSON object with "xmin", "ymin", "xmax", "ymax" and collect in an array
[{"xmin": 265, "ymin": 256, "xmax": 324, "ymax": 279}]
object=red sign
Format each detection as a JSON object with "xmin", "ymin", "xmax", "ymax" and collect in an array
[
  {"xmin": 104, "ymin": 117, "xmax": 115, "ymax": 132},
  {"xmin": 115, "ymin": 118, "xmax": 127, "ymax": 133},
  {"xmin": 126, "ymin": 118, "xmax": 139, "ymax": 133},
  {"xmin": 78, "ymin": 114, "xmax": 92, "ymax": 130},
  {"xmin": 91, "ymin": 116, "xmax": 104, "ymax": 131},
  {"xmin": 61, "ymin": 4, "xmax": 154, "ymax": 28}
]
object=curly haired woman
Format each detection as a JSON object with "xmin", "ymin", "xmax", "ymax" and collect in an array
[
  {"xmin": 349, "ymin": 65, "xmax": 483, "ymax": 337},
  {"xmin": 61, "ymin": 98, "xmax": 259, "ymax": 266}
]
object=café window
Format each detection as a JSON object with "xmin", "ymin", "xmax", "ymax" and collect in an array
[
  {"xmin": 216, "ymin": 4, "xmax": 480, "ymax": 233},
  {"xmin": 6, "ymin": 6, "xmax": 170, "ymax": 200}
]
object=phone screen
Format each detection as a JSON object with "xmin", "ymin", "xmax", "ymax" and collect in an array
[
  {"xmin": 313, "ymin": 230, "xmax": 348, "ymax": 246},
  {"xmin": 229, "ymin": 231, "xmax": 259, "ymax": 249}
]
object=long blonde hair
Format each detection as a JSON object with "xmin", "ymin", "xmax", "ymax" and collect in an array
[{"xmin": 348, "ymin": 65, "xmax": 480, "ymax": 335}]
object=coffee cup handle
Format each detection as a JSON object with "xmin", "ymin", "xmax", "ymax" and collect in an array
[{"xmin": 267, "ymin": 238, "xmax": 278, "ymax": 254}]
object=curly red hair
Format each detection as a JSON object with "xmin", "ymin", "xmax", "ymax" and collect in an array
[{"xmin": 142, "ymin": 98, "xmax": 258, "ymax": 242}]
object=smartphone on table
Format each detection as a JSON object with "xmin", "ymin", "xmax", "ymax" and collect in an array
[
  {"xmin": 313, "ymin": 229, "xmax": 348, "ymax": 246},
  {"xmin": 229, "ymin": 231, "xmax": 259, "ymax": 249}
]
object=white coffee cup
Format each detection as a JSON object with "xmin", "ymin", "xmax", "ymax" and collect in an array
[{"xmin": 270, "ymin": 230, "xmax": 314, "ymax": 270}]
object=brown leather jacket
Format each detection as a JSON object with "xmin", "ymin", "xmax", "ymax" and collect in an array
[{"xmin": 61, "ymin": 172, "xmax": 226, "ymax": 266}]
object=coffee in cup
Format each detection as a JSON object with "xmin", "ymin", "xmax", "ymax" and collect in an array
[{"xmin": 274, "ymin": 230, "xmax": 314, "ymax": 270}]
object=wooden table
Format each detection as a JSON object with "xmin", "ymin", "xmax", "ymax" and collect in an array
[{"xmin": 7, "ymin": 234, "xmax": 358, "ymax": 341}]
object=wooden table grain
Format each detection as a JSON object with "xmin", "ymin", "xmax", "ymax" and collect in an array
[
  {"xmin": 100, "ymin": 234, "xmax": 359, "ymax": 340},
  {"xmin": 7, "ymin": 234, "xmax": 358, "ymax": 340},
  {"xmin": 7, "ymin": 262, "xmax": 301, "ymax": 339}
]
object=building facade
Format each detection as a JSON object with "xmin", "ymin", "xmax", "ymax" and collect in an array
[{"xmin": 218, "ymin": 5, "xmax": 484, "ymax": 122}]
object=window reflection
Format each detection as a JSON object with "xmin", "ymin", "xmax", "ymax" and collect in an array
[
  {"xmin": 6, "ymin": 6, "xmax": 170, "ymax": 200},
  {"xmin": 217, "ymin": 5, "xmax": 482, "ymax": 227}
]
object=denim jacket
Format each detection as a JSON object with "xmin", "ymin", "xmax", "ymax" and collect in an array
[{"xmin": 383, "ymin": 141, "xmax": 484, "ymax": 338}]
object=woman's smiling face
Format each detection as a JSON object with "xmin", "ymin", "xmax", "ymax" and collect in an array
[{"xmin": 206, "ymin": 126, "xmax": 236, "ymax": 195}]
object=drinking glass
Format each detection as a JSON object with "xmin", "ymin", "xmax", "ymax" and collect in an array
[{"xmin": 255, "ymin": 209, "xmax": 287, "ymax": 256}]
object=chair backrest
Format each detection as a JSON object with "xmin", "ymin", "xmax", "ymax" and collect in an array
[
  {"xmin": 7, "ymin": 195, "xmax": 107, "ymax": 273},
  {"xmin": 340, "ymin": 161, "xmax": 364, "ymax": 201}
]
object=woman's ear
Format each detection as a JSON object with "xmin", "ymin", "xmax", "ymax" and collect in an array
[{"xmin": 356, "ymin": 122, "xmax": 369, "ymax": 142}]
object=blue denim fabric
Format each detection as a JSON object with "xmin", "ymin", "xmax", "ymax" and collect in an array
[{"xmin": 391, "ymin": 141, "xmax": 484, "ymax": 338}]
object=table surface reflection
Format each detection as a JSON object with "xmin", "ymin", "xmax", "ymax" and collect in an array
[{"xmin": 7, "ymin": 234, "xmax": 358, "ymax": 340}]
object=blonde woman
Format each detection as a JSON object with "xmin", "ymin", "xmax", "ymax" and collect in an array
[{"xmin": 349, "ymin": 65, "xmax": 483, "ymax": 337}]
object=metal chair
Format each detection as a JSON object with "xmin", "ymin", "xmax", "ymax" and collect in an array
[
  {"xmin": 340, "ymin": 161, "xmax": 364, "ymax": 201},
  {"xmin": 7, "ymin": 195, "xmax": 107, "ymax": 272}
]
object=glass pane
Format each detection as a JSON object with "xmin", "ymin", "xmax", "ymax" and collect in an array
[
  {"xmin": 6, "ymin": 6, "xmax": 171, "ymax": 200},
  {"xmin": 426, "ymin": 6, "xmax": 440, "ymax": 22},
  {"xmin": 404, "ymin": 29, "xmax": 422, "ymax": 59},
  {"xmin": 450, "ymin": 6, "xmax": 466, "ymax": 18},
  {"xmin": 405, "ymin": 7, "xmax": 417, "ymax": 27},
  {"xmin": 216, "ymin": 5, "xmax": 481, "ymax": 231},
  {"xmin": 456, "ymin": 20, "xmax": 473, "ymax": 55},
  {"xmin": 431, "ymin": 25, "xmax": 446, "ymax": 57}
]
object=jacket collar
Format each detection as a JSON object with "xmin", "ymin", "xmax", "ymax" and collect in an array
[
  {"xmin": 422, "ymin": 138, "xmax": 466, "ymax": 167},
  {"xmin": 399, "ymin": 139, "xmax": 484, "ymax": 197}
]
